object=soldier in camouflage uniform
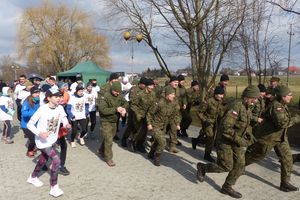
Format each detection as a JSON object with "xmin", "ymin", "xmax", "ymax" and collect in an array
[
  {"xmin": 98, "ymin": 73, "xmax": 119, "ymax": 98},
  {"xmin": 250, "ymin": 84, "xmax": 266, "ymax": 130},
  {"xmin": 196, "ymin": 85, "xmax": 260, "ymax": 199},
  {"xmin": 245, "ymin": 85, "xmax": 300, "ymax": 192},
  {"xmin": 98, "ymin": 82, "xmax": 128, "ymax": 167},
  {"xmin": 120, "ymin": 77, "xmax": 147, "ymax": 147},
  {"xmin": 197, "ymin": 86, "xmax": 225, "ymax": 163},
  {"xmin": 183, "ymin": 80, "xmax": 201, "ymax": 135},
  {"xmin": 129, "ymin": 78, "xmax": 156, "ymax": 153},
  {"xmin": 162, "ymin": 76, "xmax": 181, "ymax": 153},
  {"xmin": 177, "ymin": 75, "xmax": 188, "ymax": 137},
  {"xmin": 147, "ymin": 87, "xmax": 180, "ymax": 166}
]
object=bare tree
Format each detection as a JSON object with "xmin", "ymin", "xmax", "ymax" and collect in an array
[
  {"xmin": 17, "ymin": 1, "xmax": 111, "ymax": 75},
  {"xmin": 105, "ymin": 0, "xmax": 247, "ymax": 99}
]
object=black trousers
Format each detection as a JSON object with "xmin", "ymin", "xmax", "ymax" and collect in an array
[
  {"xmin": 57, "ymin": 136, "xmax": 67, "ymax": 167},
  {"xmin": 86, "ymin": 111, "xmax": 96, "ymax": 132},
  {"xmin": 71, "ymin": 119, "xmax": 87, "ymax": 142},
  {"xmin": 23, "ymin": 128, "xmax": 35, "ymax": 152}
]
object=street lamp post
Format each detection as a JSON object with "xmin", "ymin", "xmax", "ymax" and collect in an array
[
  {"xmin": 123, "ymin": 31, "xmax": 143, "ymax": 79},
  {"xmin": 11, "ymin": 65, "xmax": 20, "ymax": 80}
]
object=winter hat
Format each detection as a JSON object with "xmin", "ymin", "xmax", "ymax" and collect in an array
[
  {"xmin": 58, "ymin": 82, "xmax": 68, "ymax": 89},
  {"xmin": 30, "ymin": 86, "xmax": 40, "ymax": 95},
  {"xmin": 75, "ymin": 85, "xmax": 84, "ymax": 92},
  {"xmin": 177, "ymin": 75, "xmax": 185, "ymax": 81},
  {"xmin": 220, "ymin": 74, "xmax": 229, "ymax": 82},
  {"xmin": 40, "ymin": 84, "xmax": 51, "ymax": 92},
  {"xmin": 275, "ymin": 85, "xmax": 291, "ymax": 97},
  {"xmin": 270, "ymin": 76, "xmax": 280, "ymax": 82},
  {"xmin": 242, "ymin": 85, "xmax": 260, "ymax": 98},
  {"xmin": 145, "ymin": 78, "xmax": 154, "ymax": 86},
  {"xmin": 139, "ymin": 77, "xmax": 148, "ymax": 85},
  {"xmin": 109, "ymin": 73, "xmax": 119, "ymax": 81},
  {"xmin": 214, "ymin": 86, "xmax": 225, "ymax": 95},
  {"xmin": 169, "ymin": 76, "xmax": 179, "ymax": 83},
  {"xmin": 111, "ymin": 81, "xmax": 122, "ymax": 93},
  {"xmin": 165, "ymin": 86, "xmax": 175, "ymax": 96},
  {"xmin": 191, "ymin": 80, "xmax": 199, "ymax": 87}
]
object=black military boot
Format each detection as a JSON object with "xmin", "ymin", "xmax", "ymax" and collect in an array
[
  {"xmin": 292, "ymin": 154, "xmax": 299, "ymax": 163},
  {"xmin": 181, "ymin": 129, "xmax": 188, "ymax": 137},
  {"xmin": 204, "ymin": 153, "xmax": 215, "ymax": 163},
  {"xmin": 136, "ymin": 144, "xmax": 147, "ymax": 153},
  {"xmin": 220, "ymin": 183, "xmax": 242, "ymax": 198},
  {"xmin": 196, "ymin": 162, "xmax": 206, "ymax": 182},
  {"xmin": 154, "ymin": 153, "xmax": 161, "ymax": 166},
  {"xmin": 148, "ymin": 149, "xmax": 155, "ymax": 160},
  {"xmin": 280, "ymin": 182, "xmax": 299, "ymax": 192},
  {"xmin": 191, "ymin": 138, "xmax": 198, "ymax": 150}
]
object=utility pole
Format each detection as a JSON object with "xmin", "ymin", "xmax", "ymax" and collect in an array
[{"xmin": 287, "ymin": 24, "xmax": 294, "ymax": 86}]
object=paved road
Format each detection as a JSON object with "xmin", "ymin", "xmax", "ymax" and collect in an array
[{"xmin": 0, "ymin": 120, "xmax": 300, "ymax": 200}]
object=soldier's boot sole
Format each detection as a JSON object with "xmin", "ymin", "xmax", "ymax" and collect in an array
[{"xmin": 220, "ymin": 185, "xmax": 242, "ymax": 199}]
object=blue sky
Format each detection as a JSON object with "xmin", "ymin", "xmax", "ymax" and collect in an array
[{"xmin": 0, "ymin": 0, "xmax": 299, "ymax": 74}]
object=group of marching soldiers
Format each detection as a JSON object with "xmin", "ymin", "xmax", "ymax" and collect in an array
[{"xmin": 97, "ymin": 73, "xmax": 300, "ymax": 198}]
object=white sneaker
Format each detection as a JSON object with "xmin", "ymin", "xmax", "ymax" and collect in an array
[
  {"xmin": 49, "ymin": 184, "xmax": 64, "ymax": 197},
  {"xmin": 71, "ymin": 142, "xmax": 76, "ymax": 148},
  {"xmin": 27, "ymin": 175, "xmax": 44, "ymax": 187},
  {"xmin": 79, "ymin": 137, "xmax": 85, "ymax": 145}
]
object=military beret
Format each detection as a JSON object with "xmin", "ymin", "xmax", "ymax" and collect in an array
[
  {"xmin": 169, "ymin": 76, "xmax": 179, "ymax": 82},
  {"xmin": 275, "ymin": 85, "xmax": 291, "ymax": 97},
  {"xmin": 242, "ymin": 85, "xmax": 260, "ymax": 98},
  {"xmin": 257, "ymin": 84, "xmax": 266, "ymax": 92},
  {"xmin": 270, "ymin": 76, "xmax": 280, "ymax": 82},
  {"xmin": 220, "ymin": 74, "xmax": 229, "ymax": 82},
  {"xmin": 145, "ymin": 78, "xmax": 154, "ymax": 86},
  {"xmin": 214, "ymin": 86, "xmax": 225, "ymax": 95},
  {"xmin": 191, "ymin": 80, "xmax": 199, "ymax": 87},
  {"xmin": 165, "ymin": 86, "xmax": 175, "ymax": 96},
  {"xmin": 111, "ymin": 81, "xmax": 122, "ymax": 93},
  {"xmin": 139, "ymin": 77, "xmax": 148, "ymax": 85},
  {"xmin": 109, "ymin": 73, "xmax": 119, "ymax": 81},
  {"xmin": 177, "ymin": 75, "xmax": 185, "ymax": 81}
]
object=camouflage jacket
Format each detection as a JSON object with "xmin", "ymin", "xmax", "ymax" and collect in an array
[
  {"xmin": 147, "ymin": 97, "xmax": 180, "ymax": 130},
  {"xmin": 217, "ymin": 100, "xmax": 253, "ymax": 147},
  {"xmin": 256, "ymin": 100, "xmax": 300, "ymax": 142},
  {"xmin": 178, "ymin": 85, "xmax": 188, "ymax": 107},
  {"xmin": 98, "ymin": 92, "xmax": 128, "ymax": 123},
  {"xmin": 197, "ymin": 96, "xmax": 224, "ymax": 126},
  {"xmin": 250, "ymin": 96, "xmax": 265, "ymax": 126},
  {"xmin": 130, "ymin": 89, "xmax": 156, "ymax": 122},
  {"xmin": 186, "ymin": 87, "xmax": 201, "ymax": 110}
]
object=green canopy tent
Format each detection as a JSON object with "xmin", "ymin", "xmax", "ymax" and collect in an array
[{"xmin": 57, "ymin": 60, "xmax": 111, "ymax": 85}]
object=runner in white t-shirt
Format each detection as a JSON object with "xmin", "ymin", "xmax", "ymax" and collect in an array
[{"xmin": 26, "ymin": 89, "xmax": 71, "ymax": 198}]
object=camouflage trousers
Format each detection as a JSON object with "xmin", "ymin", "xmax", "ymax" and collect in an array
[
  {"xmin": 204, "ymin": 125, "xmax": 216, "ymax": 155},
  {"xmin": 180, "ymin": 109, "xmax": 192, "ymax": 131},
  {"xmin": 150, "ymin": 127, "xmax": 167, "ymax": 154},
  {"xmin": 122, "ymin": 109, "xmax": 135, "ymax": 141},
  {"xmin": 245, "ymin": 139, "xmax": 293, "ymax": 182},
  {"xmin": 204, "ymin": 143, "xmax": 246, "ymax": 185},
  {"xmin": 99, "ymin": 121, "xmax": 117, "ymax": 161},
  {"xmin": 166, "ymin": 119, "xmax": 178, "ymax": 148}
]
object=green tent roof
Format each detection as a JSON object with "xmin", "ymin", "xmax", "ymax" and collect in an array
[{"xmin": 57, "ymin": 60, "xmax": 111, "ymax": 85}]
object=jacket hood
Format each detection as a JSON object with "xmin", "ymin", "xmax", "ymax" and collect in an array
[{"xmin": 2, "ymin": 87, "xmax": 10, "ymax": 96}]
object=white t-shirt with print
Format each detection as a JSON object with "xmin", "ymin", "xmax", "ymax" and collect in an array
[
  {"xmin": 85, "ymin": 91, "xmax": 97, "ymax": 112},
  {"xmin": 0, "ymin": 96, "xmax": 14, "ymax": 121},
  {"xmin": 27, "ymin": 104, "xmax": 68, "ymax": 149},
  {"xmin": 68, "ymin": 94, "xmax": 86, "ymax": 120}
]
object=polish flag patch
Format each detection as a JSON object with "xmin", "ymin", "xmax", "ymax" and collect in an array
[{"xmin": 231, "ymin": 111, "xmax": 238, "ymax": 118}]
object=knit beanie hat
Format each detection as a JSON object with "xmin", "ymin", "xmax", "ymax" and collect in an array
[
  {"xmin": 220, "ymin": 74, "xmax": 229, "ymax": 82},
  {"xmin": 111, "ymin": 81, "xmax": 122, "ymax": 93},
  {"xmin": 242, "ymin": 85, "xmax": 260, "ymax": 98},
  {"xmin": 214, "ymin": 86, "xmax": 225, "ymax": 95}
]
